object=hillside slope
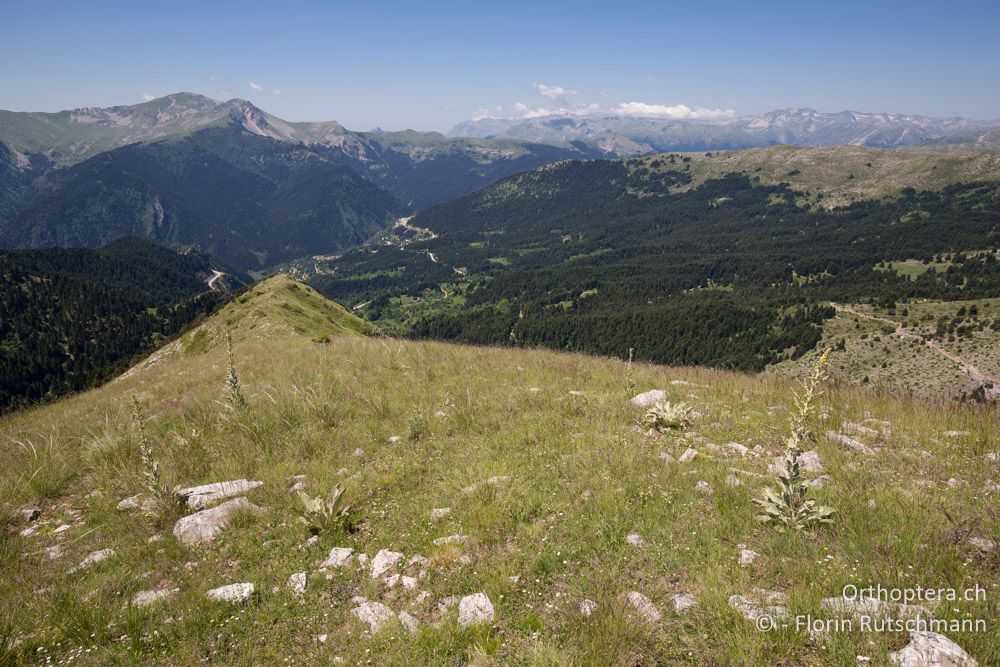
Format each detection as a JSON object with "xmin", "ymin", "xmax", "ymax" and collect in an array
[
  {"xmin": 0, "ymin": 238, "xmax": 242, "ymax": 412},
  {"xmin": 309, "ymin": 147, "xmax": 1000, "ymax": 383},
  {"xmin": 1, "ymin": 284, "xmax": 996, "ymax": 665}
]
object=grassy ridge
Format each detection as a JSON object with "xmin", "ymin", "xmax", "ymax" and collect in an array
[{"xmin": 0, "ymin": 281, "xmax": 997, "ymax": 665}]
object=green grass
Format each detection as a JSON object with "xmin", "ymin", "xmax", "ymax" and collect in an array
[
  {"xmin": 636, "ymin": 145, "xmax": 1000, "ymax": 208},
  {"xmin": 1, "ymin": 280, "xmax": 997, "ymax": 665}
]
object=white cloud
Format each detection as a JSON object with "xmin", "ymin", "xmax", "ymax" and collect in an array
[
  {"xmin": 615, "ymin": 102, "xmax": 736, "ymax": 120},
  {"xmin": 204, "ymin": 73, "xmax": 217, "ymax": 82},
  {"xmin": 142, "ymin": 93, "xmax": 155, "ymax": 102},
  {"xmin": 532, "ymin": 83, "xmax": 577, "ymax": 100},
  {"xmin": 272, "ymin": 88, "xmax": 282, "ymax": 96},
  {"xmin": 248, "ymin": 81, "xmax": 263, "ymax": 92}
]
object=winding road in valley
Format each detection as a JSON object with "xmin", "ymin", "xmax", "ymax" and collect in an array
[{"xmin": 833, "ymin": 303, "xmax": 1000, "ymax": 387}]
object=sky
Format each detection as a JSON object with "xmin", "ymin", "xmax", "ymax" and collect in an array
[{"xmin": 1, "ymin": 0, "xmax": 999, "ymax": 132}]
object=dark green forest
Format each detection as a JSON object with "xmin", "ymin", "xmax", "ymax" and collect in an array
[
  {"xmin": 0, "ymin": 238, "xmax": 239, "ymax": 412},
  {"xmin": 310, "ymin": 160, "xmax": 1000, "ymax": 370}
]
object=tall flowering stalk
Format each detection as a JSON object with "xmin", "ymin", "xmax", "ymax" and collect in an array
[{"xmin": 753, "ymin": 349, "xmax": 836, "ymax": 532}]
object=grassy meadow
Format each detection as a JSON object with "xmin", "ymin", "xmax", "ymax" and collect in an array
[{"xmin": 0, "ymin": 279, "xmax": 997, "ymax": 665}]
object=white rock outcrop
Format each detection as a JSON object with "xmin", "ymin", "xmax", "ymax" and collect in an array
[
  {"xmin": 179, "ymin": 479, "xmax": 263, "ymax": 510},
  {"xmin": 206, "ymin": 583, "xmax": 255, "ymax": 604},
  {"xmin": 172, "ymin": 497, "xmax": 261, "ymax": 546},
  {"xmin": 457, "ymin": 592, "xmax": 495, "ymax": 627},
  {"xmin": 889, "ymin": 631, "xmax": 977, "ymax": 666}
]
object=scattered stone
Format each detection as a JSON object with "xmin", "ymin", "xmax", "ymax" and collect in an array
[
  {"xmin": 68, "ymin": 548, "xmax": 115, "ymax": 574},
  {"xmin": 133, "ymin": 588, "xmax": 175, "ymax": 607},
  {"xmin": 352, "ymin": 600, "xmax": 395, "ymax": 632},
  {"xmin": 738, "ymin": 547, "xmax": 759, "ymax": 567},
  {"xmin": 172, "ymin": 497, "xmax": 262, "ymax": 547},
  {"xmin": 179, "ymin": 480, "xmax": 263, "ymax": 510},
  {"xmin": 457, "ymin": 592, "xmax": 494, "ymax": 627},
  {"xmin": 842, "ymin": 421, "xmax": 878, "ymax": 438},
  {"xmin": 625, "ymin": 533, "xmax": 646, "ymax": 547},
  {"xmin": 437, "ymin": 596, "xmax": 459, "ymax": 613},
  {"xmin": 370, "ymin": 549, "xmax": 404, "ymax": 579},
  {"xmin": 462, "ymin": 476, "xmax": 510, "ymax": 494},
  {"xmin": 358, "ymin": 553, "xmax": 370, "ymax": 567},
  {"xmin": 433, "ymin": 534, "xmax": 469, "ymax": 546},
  {"xmin": 678, "ymin": 448, "xmax": 699, "ymax": 463},
  {"xmin": 626, "ymin": 591, "xmax": 661, "ymax": 623},
  {"xmin": 353, "ymin": 448, "xmax": 365, "ymax": 457},
  {"xmin": 943, "ymin": 431, "xmax": 970, "ymax": 439},
  {"xmin": 696, "ymin": 480, "xmax": 713, "ymax": 494},
  {"xmin": 805, "ymin": 475, "xmax": 831, "ymax": 489},
  {"xmin": 946, "ymin": 478, "xmax": 960, "ymax": 488},
  {"xmin": 728, "ymin": 594, "xmax": 789, "ymax": 622},
  {"xmin": 658, "ymin": 452, "xmax": 676, "ymax": 463},
  {"xmin": 321, "ymin": 547, "xmax": 354, "ymax": 568},
  {"xmin": 15, "ymin": 507, "xmax": 41, "ymax": 523},
  {"xmin": 434, "ymin": 410, "xmax": 447, "ymax": 418},
  {"xmin": 117, "ymin": 495, "xmax": 142, "ymax": 511},
  {"xmin": 430, "ymin": 508, "xmax": 451, "ymax": 521},
  {"xmin": 316, "ymin": 634, "xmax": 328, "ymax": 644},
  {"xmin": 968, "ymin": 537, "xmax": 996, "ymax": 553},
  {"xmin": 416, "ymin": 591, "xmax": 432, "ymax": 604},
  {"xmin": 889, "ymin": 631, "xmax": 977, "ymax": 666},
  {"xmin": 206, "ymin": 582, "xmax": 255, "ymax": 604},
  {"xmin": 821, "ymin": 596, "xmax": 931, "ymax": 621},
  {"xmin": 672, "ymin": 593, "xmax": 698, "ymax": 613},
  {"xmin": 827, "ymin": 431, "xmax": 876, "ymax": 456},
  {"xmin": 53, "ymin": 524, "xmax": 73, "ymax": 534},
  {"xmin": 18, "ymin": 525, "xmax": 38, "ymax": 537},
  {"xmin": 289, "ymin": 481, "xmax": 305, "ymax": 493},
  {"xmin": 725, "ymin": 442, "xmax": 750, "ymax": 458},
  {"xmin": 568, "ymin": 390, "xmax": 585, "ymax": 396},
  {"xmin": 867, "ymin": 499, "xmax": 877, "ymax": 508},
  {"xmin": 45, "ymin": 545, "xmax": 62, "ymax": 559},
  {"xmin": 800, "ymin": 450, "xmax": 824, "ymax": 473},
  {"xmin": 287, "ymin": 572, "xmax": 307, "ymax": 596},
  {"xmin": 670, "ymin": 380, "xmax": 692, "ymax": 387},
  {"xmin": 384, "ymin": 574, "xmax": 401, "ymax": 588},
  {"xmin": 388, "ymin": 436, "xmax": 401, "ymax": 443},
  {"xmin": 401, "ymin": 575, "xmax": 418, "ymax": 589},
  {"xmin": 983, "ymin": 453, "xmax": 998, "ymax": 462},
  {"xmin": 724, "ymin": 474, "xmax": 743, "ymax": 488},
  {"xmin": 398, "ymin": 610, "xmax": 420, "ymax": 634},
  {"xmin": 631, "ymin": 389, "xmax": 666, "ymax": 408},
  {"xmin": 580, "ymin": 599, "xmax": 597, "ymax": 616}
]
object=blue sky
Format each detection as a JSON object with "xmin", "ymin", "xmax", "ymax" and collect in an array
[{"xmin": 2, "ymin": 0, "xmax": 999, "ymax": 131}]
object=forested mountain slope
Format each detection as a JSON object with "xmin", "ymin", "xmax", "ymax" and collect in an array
[{"xmin": 0, "ymin": 238, "xmax": 243, "ymax": 411}]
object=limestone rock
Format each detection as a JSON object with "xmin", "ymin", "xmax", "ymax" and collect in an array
[
  {"xmin": 679, "ymin": 448, "xmax": 699, "ymax": 463},
  {"xmin": 206, "ymin": 583, "xmax": 254, "ymax": 604},
  {"xmin": 631, "ymin": 390, "xmax": 666, "ymax": 408},
  {"xmin": 287, "ymin": 571, "xmax": 307, "ymax": 596},
  {"xmin": 827, "ymin": 431, "xmax": 875, "ymax": 456},
  {"xmin": 430, "ymin": 507, "xmax": 451, "ymax": 520},
  {"xmin": 672, "ymin": 593, "xmax": 698, "ymax": 613},
  {"xmin": 133, "ymin": 588, "xmax": 175, "ymax": 607},
  {"xmin": 626, "ymin": 591, "xmax": 661, "ymax": 623},
  {"xmin": 738, "ymin": 547, "xmax": 759, "ymax": 567},
  {"xmin": 696, "ymin": 480, "xmax": 713, "ymax": 494},
  {"xmin": 172, "ymin": 497, "xmax": 261, "ymax": 547},
  {"xmin": 889, "ymin": 631, "xmax": 977, "ymax": 666},
  {"xmin": 432, "ymin": 534, "xmax": 469, "ymax": 546},
  {"xmin": 320, "ymin": 547, "xmax": 354, "ymax": 569},
  {"xmin": 580, "ymin": 599, "xmax": 597, "ymax": 616},
  {"xmin": 457, "ymin": 592, "xmax": 494, "ymax": 627},
  {"xmin": 625, "ymin": 533, "xmax": 645, "ymax": 547},
  {"xmin": 68, "ymin": 548, "xmax": 115, "ymax": 574},
  {"xmin": 370, "ymin": 549, "xmax": 404, "ymax": 579},
  {"xmin": 398, "ymin": 610, "xmax": 420, "ymax": 634},
  {"xmin": 728, "ymin": 594, "xmax": 789, "ymax": 622},
  {"xmin": 352, "ymin": 600, "xmax": 395, "ymax": 632},
  {"xmin": 179, "ymin": 479, "xmax": 263, "ymax": 510}
]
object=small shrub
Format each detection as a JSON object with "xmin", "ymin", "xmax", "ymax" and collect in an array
[
  {"xmin": 295, "ymin": 484, "xmax": 351, "ymax": 535},
  {"xmin": 640, "ymin": 400, "xmax": 693, "ymax": 431}
]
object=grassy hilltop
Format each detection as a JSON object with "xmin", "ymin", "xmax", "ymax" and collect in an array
[{"xmin": 1, "ymin": 277, "xmax": 997, "ymax": 665}]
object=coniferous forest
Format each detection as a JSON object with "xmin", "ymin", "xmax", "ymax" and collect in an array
[{"xmin": 0, "ymin": 237, "xmax": 240, "ymax": 412}]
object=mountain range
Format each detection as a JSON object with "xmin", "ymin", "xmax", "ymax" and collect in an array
[
  {"xmin": 450, "ymin": 107, "xmax": 1000, "ymax": 153},
  {"xmin": 3, "ymin": 94, "xmax": 1000, "ymax": 274}
]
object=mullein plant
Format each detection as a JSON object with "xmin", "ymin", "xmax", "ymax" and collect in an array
[
  {"xmin": 753, "ymin": 349, "xmax": 836, "ymax": 532},
  {"xmin": 625, "ymin": 347, "xmax": 637, "ymax": 397},
  {"xmin": 131, "ymin": 397, "xmax": 183, "ymax": 516},
  {"xmin": 641, "ymin": 399, "xmax": 694, "ymax": 431},
  {"xmin": 224, "ymin": 330, "xmax": 247, "ymax": 412}
]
